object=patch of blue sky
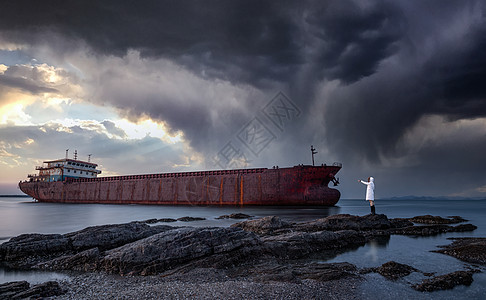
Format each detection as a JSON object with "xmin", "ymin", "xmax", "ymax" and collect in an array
[
  {"xmin": 24, "ymin": 99, "xmax": 118, "ymax": 125},
  {"xmin": 0, "ymin": 50, "xmax": 34, "ymax": 66}
]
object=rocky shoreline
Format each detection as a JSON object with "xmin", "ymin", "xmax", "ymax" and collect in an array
[{"xmin": 1, "ymin": 213, "xmax": 484, "ymax": 299}]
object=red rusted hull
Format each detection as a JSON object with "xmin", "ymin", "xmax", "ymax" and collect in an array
[{"xmin": 19, "ymin": 165, "xmax": 341, "ymax": 206}]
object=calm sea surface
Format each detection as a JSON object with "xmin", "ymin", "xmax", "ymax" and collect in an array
[{"xmin": 1, "ymin": 196, "xmax": 485, "ymax": 299}]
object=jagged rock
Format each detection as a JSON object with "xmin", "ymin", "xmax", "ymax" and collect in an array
[
  {"xmin": 177, "ymin": 216, "xmax": 206, "ymax": 222},
  {"xmin": 391, "ymin": 224, "xmax": 477, "ymax": 236},
  {"xmin": 296, "ymin": 214, "xmax": 392, "ymax": 232},
  {"xmin": 0, "ymin": 234, "xmax": 71, "ymax": 268},
  {"xmin": 0, "ymin": 223, "xmax": 172, "ymax": 268},
  {"xmin": 12, "ymin": 281, "xmax": 64, "ymax": 299},
  {"xmin": 65, "ymin": 222, "xmax": 171, "ymax": 251},
  {"xmin": 231, "ymin": 216, "xmax": 291, "ymax": 235},
  {"xmin": 262, "ymin": 230, "xmax": 366, "ymax": 259},
  {"xmin": 412, "ymin": 271, "xmax": 475, "ymax": 292},
  {"xmin": 0, "ymin": 281, "xmax": 30, "ymax": 298},
  {"xmin": 35, "ymin": 247, "xmax": 100, "ymax": 271},
  {"xmin": 434, "ymin": 238, "xmax": 486, "ymax": 265},
  {"xmin": 216, "ymin": 213, "xmax": 253, "ymax": 219},
  {"xmin": 372, "ymin": 261, "xmax": 419, "ymax": 280},
  {"xmin": 99, "ymin": 227, "xmax": 262, "ymax": 275},
  {"xmin": 409, "ymin": 215, "xmax": 468, "ymax": 224}
]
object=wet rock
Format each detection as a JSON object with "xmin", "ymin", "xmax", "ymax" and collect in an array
[
  {"xmin": 177, "ymin": 216, "xmax": 206, "ymax": 222},
  {"xmin": 372, "ymin": 261, "xmax": 419, "ymax": 280},
  {"xmin": 389, "ymin": 218, "xmax": 414, "ymax": 228},
  {"xmin": 296, "ymin": 214, "xmax": 392, "ymax": 232},
  {"xmin": 433, "ymin": 237, "xmax": 486, "ymax": 265},
  {"xmin": 0, "ymin": 223, "xmax": 172, "ymax": 268},
  {"xmin": 216, "ymin": 213, "xmax": 253, "ymax": 219},
  {"xmin": 0, "ymin": 234, "xmax": 70, "ymax": 268},
  {"xmin": 99, "ymin": 227, "xmax": 262, "ymax": 275},
  {"xmin": 0, "ymin": 281, "xmax": 30, "ymax": 298},
  {"xmin": 391, "ymin": 223, "xmax": 477, "ymax": 236},
  {"xmin": 15, "ymin": 281, "xmax": 65, "ymax": 299},
  {"xmin": 0, "ymin": 281, "xmax": 65, "ymax": 299},
  {"xmin": 409, "ymin": 215, "xmax": 468, "ymax": 224},
  {"xmin": 35, "ymin": 247, "xmax": 101, "ymax": 271},
  {"xmin": 65, "ymin": 222, "xmax": 171, "ymax": 251},
  {"xmin": 263, "ymin": 230, "xmax": 366, "ymax": 259},
  {"xmin": 232, "ymin": 216, "xmax": 292, "ymax": 235},
  {"xmin": 412, "ymin": 270, "xmax": 475, "ymax": 292},
  {"xmin": 157, "ymin": 218, "xmax": 177, "ymax": 222},
  {"xmin": 448, "ymin": 216, "xmax": 468, "ymax": 223},
  {"xmin": 141, "ymin": 218, "xmax": 159, "ymax": 224},
  {"xmin": 247, "ymin": 262, "xmax": 358, "ymax": 283}
]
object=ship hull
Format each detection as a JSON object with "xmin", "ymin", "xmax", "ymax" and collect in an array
[{"xmin": 19, "ymin": 165, "xmax": 341, "ymax": 206}]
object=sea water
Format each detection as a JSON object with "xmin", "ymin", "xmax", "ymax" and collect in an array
[{"xmin": 1, "ymin": 196, "xmax": 485, "ymax": 299}]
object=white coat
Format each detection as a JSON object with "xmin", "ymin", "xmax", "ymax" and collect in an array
[{"xmin": 360, "ymin": 177, "xmax": 375, "ymax": 201}]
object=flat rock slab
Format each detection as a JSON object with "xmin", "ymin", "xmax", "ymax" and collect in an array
[
  {"xmin": 157, "ymin": 218, "xmax": 177, "ymax": 222},
  {"xmin": 412, "ymin": 270, "xmax": 476, "ymax": 292},
  {"xmin": 367, "ymin": 261, "xmax": 420, "ymax": 280},
  {"xmin": 244, "ymin": 262, "xmax": 358, "ymax": 283},
  {"xmin": 177, "ymin": 216, "xmax": 206, "ymax": 222},
  {"xmin": 263, "ymin": 230, "xmax": 366, "ymax": 259},
  {"xmin": 408, "ymin": 215, "xmax": 468, "ymax": 224},
  {"xmin": 232, "ymin": 216, "xmax": 292, "ymax": 235},
  {"xmin": 434, "ymin": 237, "xmax": 486, "ymax": 265},
  {"xmin": 216, "ymin": 213, "xmax": 253, "ymax": 219},
  {"xmin": 390, "ymin": 224, "xmax": 477, "ymax": 236},
  {"xmin": 295, "ymin": 214, "xmax": 392, "ymax": 232}
]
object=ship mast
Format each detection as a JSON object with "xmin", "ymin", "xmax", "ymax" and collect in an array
[{"xmin": 311, "ymin": 145, "xmax": 317, "ymax": 166}]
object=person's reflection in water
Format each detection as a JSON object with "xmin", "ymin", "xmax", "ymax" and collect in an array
[{"xmin": 364, "ymin": 236, "xmax": 390, "ymax": 262}]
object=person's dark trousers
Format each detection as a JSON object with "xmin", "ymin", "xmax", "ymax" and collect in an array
[{"xmin": 371, "ymin": 205, "xmax": 376, "ymax": 215}]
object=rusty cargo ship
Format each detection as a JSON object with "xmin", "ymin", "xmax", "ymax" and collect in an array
[{"xmin": 19, "ymin": 156, "xmax": 342, "ymax": 206}]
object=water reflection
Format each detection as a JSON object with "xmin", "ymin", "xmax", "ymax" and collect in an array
[{"xmin": 364, "ymin": 236, "xmax": 390, "ymax": 263}]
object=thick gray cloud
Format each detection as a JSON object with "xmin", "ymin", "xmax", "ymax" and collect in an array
[{"xmin": 1, "ymin": 0, "xmax": 486, "ymax": 197}]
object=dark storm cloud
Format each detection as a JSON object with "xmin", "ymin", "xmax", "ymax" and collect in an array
[
  {"xmin": 2, "ymin": 0, "xmax": 486, "ymax": 197},
  {"xmin": 424, "ymin": 26, "xmax": 486, "ymax": 119},
  {"xmin": 0, "ymin": 0, "xmax": 407, "ymax": 157},
  {"xmin": 0, "ymin": 0, "xmax": 401, "ymax": 86},
  {"xmin": 306, "ymin": 0, "xmax": 404, "ymax": 83},
  {"xmin": 323, "ymin": 0, "xmax": 486, "ymax": 165}
]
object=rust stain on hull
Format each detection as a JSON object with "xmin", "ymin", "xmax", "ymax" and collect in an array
[{"xmin": 19, "ymin": 165, "xmax": 342, "ymax": 206}]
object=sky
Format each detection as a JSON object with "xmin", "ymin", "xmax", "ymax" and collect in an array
[{"xmin": 0, "ymin": 0, "xmax": 485, "ymax": 198}]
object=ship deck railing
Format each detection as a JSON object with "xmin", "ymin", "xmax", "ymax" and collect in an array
[{"xmin": 68, "ymin": 168, "xmax": 269, "ymax": 183}]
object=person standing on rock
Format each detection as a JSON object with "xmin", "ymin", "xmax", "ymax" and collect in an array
[{"xmin": 358, "ymin": 177, "xmax": 375, "ymax": 215}]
